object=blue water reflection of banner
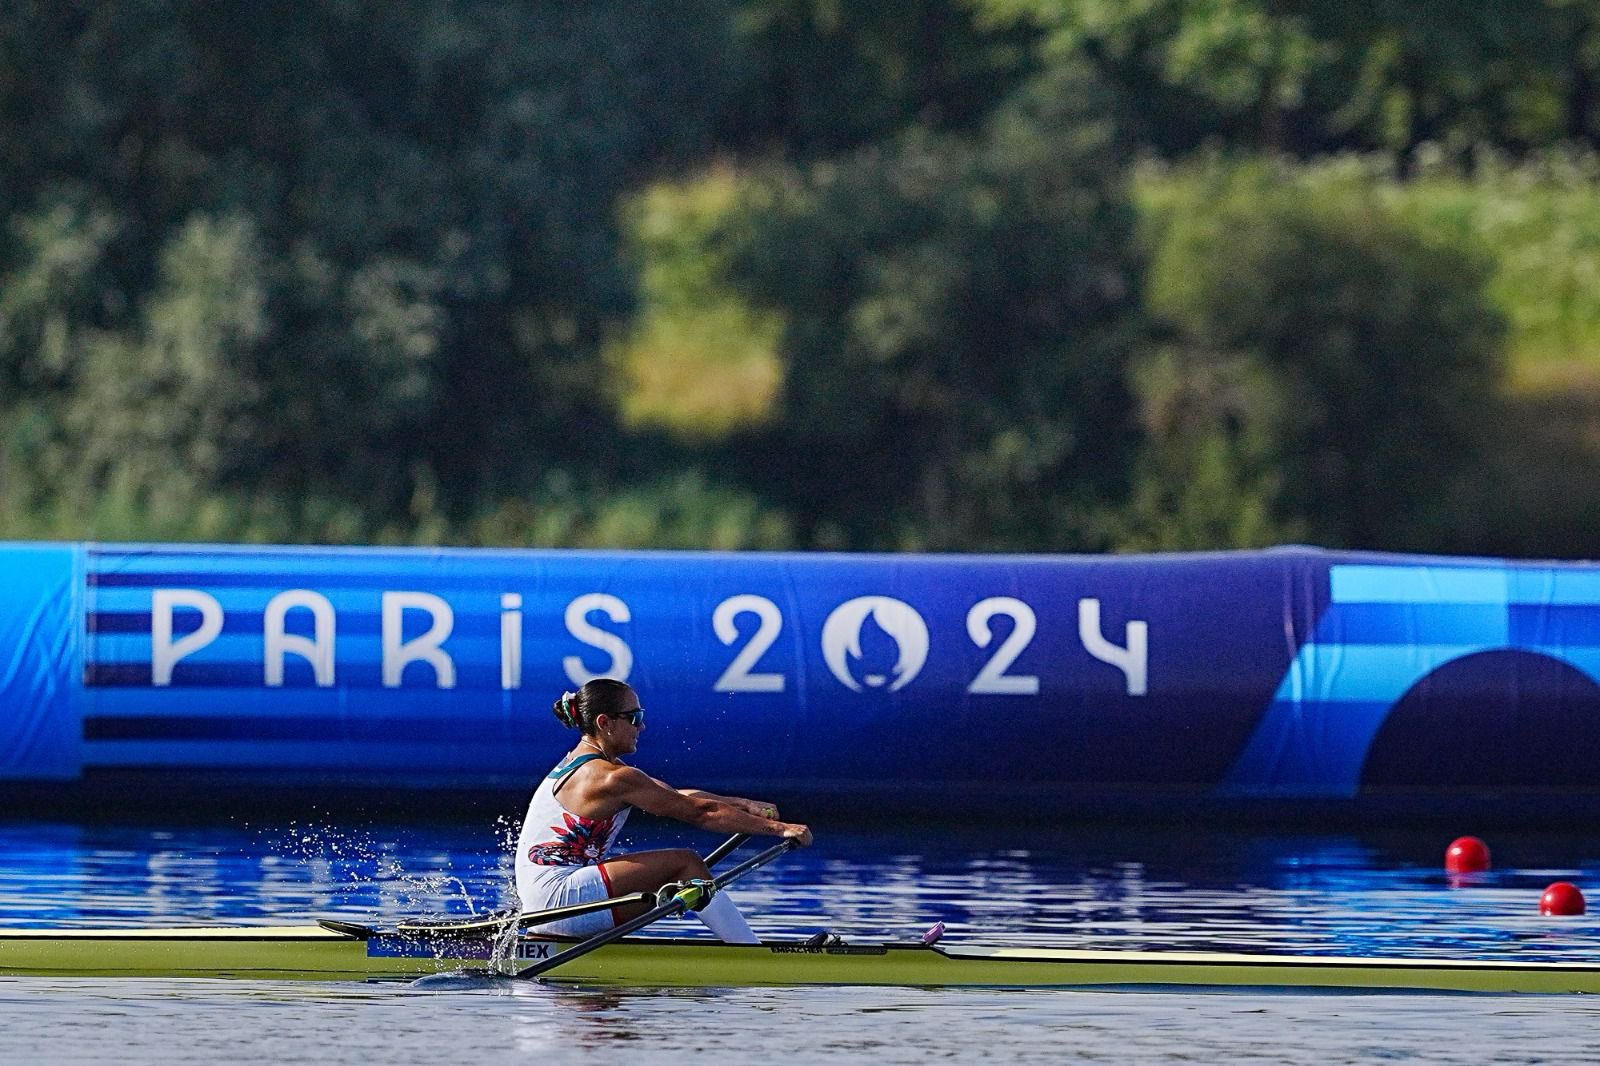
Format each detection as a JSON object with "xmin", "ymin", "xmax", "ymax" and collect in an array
[{"xmin": 5, "ymin": 542, "xmax": 1600, "ymax": 806}]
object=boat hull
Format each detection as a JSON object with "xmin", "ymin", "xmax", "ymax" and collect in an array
[
  {"xmin": 0, "ymin": 926, "xmax": 382, "ymax": 980},
  {"xmin": 3, "ymin": 926, "xmax": 1600, "ymax": 993},
  {"xmin": 520, "ymin": 940, "xmax": 1600, "ymax": 994}
]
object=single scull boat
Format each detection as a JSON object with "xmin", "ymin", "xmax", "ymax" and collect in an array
[
  {"xmin": 1, "ymin": 923, "xmax": 1598, "ymax": 993},
  {"xmin": 3, "ymin": 839, "xmax": 1591, "ymax": 993}
]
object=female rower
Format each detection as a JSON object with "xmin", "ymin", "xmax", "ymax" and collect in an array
[{"xmin": 514, "ymin": 677, "xmax": 812, "ymax": 944}]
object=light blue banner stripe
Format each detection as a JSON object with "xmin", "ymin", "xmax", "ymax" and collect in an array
[
  {"xmin": 1508, "ymin": 569, "xmax": 1600, "ymax": 606},
  {"xmin": 1276, "ymin": 641, "xmax": 1600, "ymax": 703},
  {"xmin": 1330, "ymin": 566, "xmax": 1509, "ymax": 605},
  {"xmin": 1333, "ymin": 564, "xmax": 1600, "ymax": 607},
  {"xmin": 1316, "ymin": 604, "xmax": 1509, "ymax": 645},
  {"xmin": 1276, "ymin": 644, "xmax": 1496, "ymax": 703}
]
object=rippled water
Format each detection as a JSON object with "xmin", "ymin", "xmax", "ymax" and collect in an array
[{"xmin": 2, "ymin": 817, "xmax": 1600, "ymax": 1063}]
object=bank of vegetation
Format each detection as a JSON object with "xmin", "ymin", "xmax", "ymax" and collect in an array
[{"xmin": 3, "ymin": 2, "xmax": 1600, "ymax": 556}]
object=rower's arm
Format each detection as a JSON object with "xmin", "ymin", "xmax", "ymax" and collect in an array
[
  {"xmin": 668, "ymin": 783, "xmax": 777, "ymax": 818},
  {"xmin": 604, "ymin": 766, "xmax": 804, "ymax": 840}
]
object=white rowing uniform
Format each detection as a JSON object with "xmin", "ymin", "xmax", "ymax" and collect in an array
[{"xmin": 514, "ymin": 753, "xmax": 632, "ymax": 936}]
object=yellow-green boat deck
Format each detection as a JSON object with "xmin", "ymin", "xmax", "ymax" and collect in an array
[{"xmin": 1, "ymin": 924, "xmax": 1598, "ymax": 992}]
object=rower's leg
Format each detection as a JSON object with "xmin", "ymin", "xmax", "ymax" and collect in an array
[
  {"xmin": 693, "ymin": 891, "xmax": 760, "ymax": 945},
  {"xmin": 598, "ymin": 849, "xmax": 760, "ymax": 944}
]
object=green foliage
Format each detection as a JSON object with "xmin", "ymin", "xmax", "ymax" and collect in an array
[
  {"xmin": 720, "ymin": 63, "xmax": 1145, "ymax": 549},
  {"xmin": 71, "ymin": 212, "xmax": 268, "ymax": 487},
  {"xmin": 1291, "ymin": 2, "xmax": 1592, "ymax": 154},
  {"xmin": 0, "ymin": 1, "xmax": 1591, "ymax": 557},
  {"xmin": 0, "ymin": 0, "xmax": 748, "ymax": 526},
  {"xmin": 1456, "ymin": 385, "xmax": 1600, "ymax": 558},
  {"xmin": 0, "ymin": 197, "xmax": 118, "ymax": 397},
  {"xmin": 1136, "ymin": 157, "xmax": 1507, "ymax": 549},
  {"xmin": 1391, "ymin": 150, "xmax": 1600, "ymax": 374},
  {"xmin": 975, "ymin": 0, "xmax": 1598, "ymax": 157},
  {"xmin": 607, "ymin": 172, "xmax": 785, "ymax": 438},
  {"xmin": 1111, "ymin": 346, "xmax": 1303, "ymax": 551},
  {"xmin": 1374, "ymin": 151, "xmax": 1600, "ymax": 558},
  {"xmin": 730, "ymin": 0, "xmax": 1043, "ymax": 155},
  {"xmin": 429, "ymin": 469, "xmax": 795, "ymax": 550}
]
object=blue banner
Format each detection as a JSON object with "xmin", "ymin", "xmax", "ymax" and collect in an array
[
  {"xmin": 1, "ymin": 541, "xmax": 1597, "ymax": 808},
  {"xmin": 0, "ymin": 545, "xmax": 78, "ymax": 779}
]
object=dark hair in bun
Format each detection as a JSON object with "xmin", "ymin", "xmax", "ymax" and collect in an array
[{"xmin": 552, "ymin": 678, "xmax": 635, "ymax": 735}]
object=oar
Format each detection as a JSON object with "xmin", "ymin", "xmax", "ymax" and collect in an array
[
  {"xmin": 702, "ymin": 832, "xmax": 750, "ymax": 867},
  {"xmin": 514, "ymin": 837, "xmax": 797, "ymax": 981},
  {"xmin": 397, "ymin": 833, "xmax": 752, "ymax": 937},
  {"xmin": 397, "ymin": 893, "xmax": 652, "ymax": 937}
]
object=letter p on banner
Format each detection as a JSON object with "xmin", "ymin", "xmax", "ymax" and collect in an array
[{"xmin": 151, "ymin": 589, "xmax": 224, "ymax": 686}]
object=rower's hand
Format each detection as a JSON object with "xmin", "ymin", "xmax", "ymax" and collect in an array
[{"xmin": 781, "ymin": 823, "xmax": 813, "ymax": 847}]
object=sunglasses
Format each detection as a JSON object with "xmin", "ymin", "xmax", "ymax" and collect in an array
[{"xmin": 610, "ymin": 708, "xmax": 645, "ymax": 727}]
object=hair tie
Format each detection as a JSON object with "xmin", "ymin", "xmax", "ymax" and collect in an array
[{"xmin": 556, "ymin": 690, "xmax": 580, "ymax": 729}]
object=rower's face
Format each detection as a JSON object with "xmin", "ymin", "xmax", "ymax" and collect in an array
[{"xmin": 601, "ymin": 691, "xmax": 644, "ymax": 754}]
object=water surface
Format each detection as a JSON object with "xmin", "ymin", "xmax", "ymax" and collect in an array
[{"xmin": 2, "ymin": 818, "xmax": 1598, "ymax": 1063}]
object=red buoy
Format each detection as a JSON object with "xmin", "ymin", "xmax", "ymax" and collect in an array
[
  {"xmin": 1444, "ymin": 836, "xmax": 1491, "ymax": 874},
  {"xmin": 1540, "ymin": 882, "xmax": 1586, "ymax": 916}
]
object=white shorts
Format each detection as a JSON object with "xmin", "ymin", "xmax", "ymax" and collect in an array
[{"xmin": 517, "ymin": 863, "xmax": 617, "ymax": 937}]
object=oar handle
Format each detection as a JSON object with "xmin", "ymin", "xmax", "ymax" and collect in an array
[
  {"xmin": 709, "ymin": 837, "xmax": 798, "ymax": 890},
  {"xmin": 703, "ymin": 833, "xmax": 750, "ymax": 868}
]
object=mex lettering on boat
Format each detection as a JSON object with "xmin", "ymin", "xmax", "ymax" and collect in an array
[{"xmin": 517, "ymin": 942, "xmax": 554, "ymax": 960}]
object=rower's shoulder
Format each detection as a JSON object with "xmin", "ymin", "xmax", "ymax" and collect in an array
[
  {"xmin": 552, "ymin": 752, "xmax": 626, "ymax": 792},
  {"xmin": 595, "ymin": 759, "xmax": 648, "ymax": 782},
  {"xmin": 589, "ymin": 761, "xmax": 659, "ymax": 798},
  {"xmin": 561, "ymin": 751, "xmax": 637, "ymax": 781}
]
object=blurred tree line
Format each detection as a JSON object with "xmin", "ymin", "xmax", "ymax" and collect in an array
[{"xmin": 2, "ymin": 0, "xmax": 1600, "ymax": 556}]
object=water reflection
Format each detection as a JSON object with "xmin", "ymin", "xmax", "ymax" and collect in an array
[
  {"xmin": 1, "ymin": 820, "xmax": 1598, "ymax": 962},
  {"xmin": 507, "ymin": 987, "xmax": 652, "ymax": 1053},
  {"xmin": 7, "ymin": 976, "xmax": 1600, "ymax": 1064}
]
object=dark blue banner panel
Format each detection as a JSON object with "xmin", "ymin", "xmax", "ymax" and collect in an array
[{"xmin": 3, "ymin": 542, "xmax": 1599, "ymax": 808}]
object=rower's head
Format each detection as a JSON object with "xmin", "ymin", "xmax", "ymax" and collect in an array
[{"xmin": 553, "ymin": 678, "xmax": 644, "ymax": 753}]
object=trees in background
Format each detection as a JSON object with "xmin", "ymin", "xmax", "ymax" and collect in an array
[
  {"xmin": 0, "ymin": 0, "xmax": 1593, "ymax": 555},
  {"xmin": 714, "ymin": 64, "xmax": 1145, "ymax": 550},
  {"xmin": 1130, "ymin": 159, "xmax": 1504, "ymax": 551},
  {"xmin": 975, "ymin": 0, "xmax": 1600, "ymax": 157},
  {"xmin": 0, "ymin": 0, "xmax": 745, "ymax": 537}
]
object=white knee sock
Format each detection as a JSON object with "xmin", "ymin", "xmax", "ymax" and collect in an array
[{"xmin": 694, "ymin": 891, "xmax": 759, "ymax": 944}]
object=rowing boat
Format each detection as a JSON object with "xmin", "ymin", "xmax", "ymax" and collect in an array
[{"xmin": 2, "ymin": 922, "xmax": 1598, "ymax": 993}]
